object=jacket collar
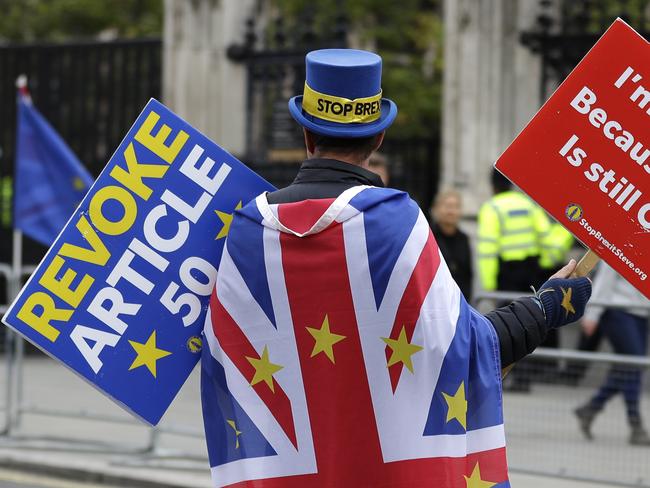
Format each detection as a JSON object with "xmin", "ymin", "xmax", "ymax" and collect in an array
[{"xmin": 293, "ymin": 158, "xmax": 384, "ymax": 187}]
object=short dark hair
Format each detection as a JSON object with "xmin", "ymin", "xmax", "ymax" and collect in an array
[
  {"xmin": 309, "ymin": 130, "xmax": 381, "ymax": 162},
  {"xmin": 491, "ymin": 169, "xmax": 512, "ymax": 194}
]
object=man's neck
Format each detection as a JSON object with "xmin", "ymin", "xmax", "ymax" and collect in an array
[{"xmin": 311, "ymin": 152, "xmax": 370, "ymax": 169}]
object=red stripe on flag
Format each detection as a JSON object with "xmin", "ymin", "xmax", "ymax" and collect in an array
[
  {"xmin": 279, "ymin": 213, "xmax": 386, "ymax": 486},
  {"xmin": 386, "ymin": 231, "xmax": 440, "ymax": 392},
  {"xmin": 272, "ymin": 198, "xmax": 335, "ymax": 235},
  {"xmin": 210, "ymin": 291, "xmax": 298, "ymax": 449}
]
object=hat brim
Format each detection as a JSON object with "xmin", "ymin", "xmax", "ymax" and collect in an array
[{"xmin": 288, "ymin": 96, "xmax": 397, "ymax": 138}]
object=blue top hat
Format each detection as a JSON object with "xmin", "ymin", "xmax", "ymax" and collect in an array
[{"xmin": 288, "ymin": 49, "xmax": 398, "ymax": 138}]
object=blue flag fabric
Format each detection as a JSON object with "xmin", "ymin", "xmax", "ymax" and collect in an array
[{"xmin": 14, "ymin": 96, "xmax": 94, "ymax": 245}]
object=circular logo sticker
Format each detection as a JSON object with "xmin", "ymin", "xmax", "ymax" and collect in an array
[
  {"xmin": 186, "ymin": 336, "xmax": 203, "ymax": 354},
  {"xmin": 565, "ymin": 203, "xmax": 583, "ymax": 222}
]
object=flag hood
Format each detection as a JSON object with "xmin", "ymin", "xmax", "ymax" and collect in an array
[{"xmin": 242, "ymin": 186, "xmax": 410, "ymax": 237}]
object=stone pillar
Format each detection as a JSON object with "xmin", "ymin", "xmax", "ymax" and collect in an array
[
  {"xmin": 163, "ymin": 0, "xmax": 254, "ymax": 156},
  {"xmin": 441, "ymin": 0, "xmax": 542, "ymax": 214}
]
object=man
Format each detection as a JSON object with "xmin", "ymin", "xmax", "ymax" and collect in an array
[
  {"xmin": 477, "ymin": 171, "xmax": 557, "ymax": 392},
  {"xmin": 202, "ymin": 49, "xmax": 591, "ymax": 487},
  {"xmin": 477, "ymin": 170, "xmax": 552, "ymax": 293},
  {"xmin": 575, "ymin": 262, "xmax": 650, "ymax": 446}
]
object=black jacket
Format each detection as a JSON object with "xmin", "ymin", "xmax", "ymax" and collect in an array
[
  {"xmin": 430, "ymin": 222, "xmax": 473, "ymax": 303},
  {"xmin": 268, "ymin": 158, "xmax": 548, "ymax": 367}
]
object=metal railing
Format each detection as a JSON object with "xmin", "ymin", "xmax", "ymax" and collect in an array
[
  {"xmin": 1, "ymin": 271, "xmax": 649, "ymax": 481},
  {"xmin": 475, "ymin": 290, "xmax": 650, "ymax": 487},
  {"xmin": 0, "ymin": 261, "xmax": 205, "ymax": 460},
  {"xmin": 505, "ymin": 348, "xmax": 650, "ymax": 487}
]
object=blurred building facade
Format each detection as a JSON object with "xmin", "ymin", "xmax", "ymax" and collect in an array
[
  {"xmin": 162, "ymin": 0, "xmax": 440, "ymax": 209},
  {"xmin": 441, "ymin": 0, "xmax": 542, "ymax": 214},
  {"xmin": 163, "ymin": 0, "xmax": 254, "ymax": 157},
  {"xmin": 442, "ymin": 0, "xmax": 650, "ymax": 214}
]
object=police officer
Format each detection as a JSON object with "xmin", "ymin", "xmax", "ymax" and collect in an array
[
  {"xmin": 477, "ymin": 170, "xmax": 551, "ymax": 293},
  {"xmin": 477, "ymin": 170, "xmax": 554, "ymax": 391},
  {"xmin": 540, "ymin": 220, "xmax": 574, "ymax": 274}
]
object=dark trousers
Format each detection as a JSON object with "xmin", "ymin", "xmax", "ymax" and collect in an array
[
  {"xmin": 588, "ymin": 310, "xmax": 648, "ymax": 424},
  {"xmin": 564, "ymin": 325, "xmax": 604, "ymax": 382}
]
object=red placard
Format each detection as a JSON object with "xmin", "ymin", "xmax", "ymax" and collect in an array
[{"xmin": 495, "ymin": 19, "xmax": 650, "ymax": 299}]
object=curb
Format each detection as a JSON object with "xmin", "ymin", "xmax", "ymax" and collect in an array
[{"xmin": 0, "ymin": 458, "xmax": 197, "ymax": 488}]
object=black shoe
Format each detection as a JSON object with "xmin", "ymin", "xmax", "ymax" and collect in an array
[
  {"xmin": 630, "ymin": 426, "xmax": 650, "ymax": 446},
  {"xmin": 574, "ymin": 404, "xmax": 597, "ymax": 440}
]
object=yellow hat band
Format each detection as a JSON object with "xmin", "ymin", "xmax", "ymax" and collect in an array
[{"xmin": 301, "ymin": 82, "xmax": 382, "ymax": 124}]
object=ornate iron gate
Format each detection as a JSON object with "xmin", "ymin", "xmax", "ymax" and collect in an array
[
  {"xmin": 0, "ymin": 38, "xmax": 161, "ymax": 263},
  {"xmin": 227, "ymin": 4, "xmax": 439, "ymax": 209},
  {"xmin": 521, "ymin": 0, "xmax": 649, "ymax": 101}
]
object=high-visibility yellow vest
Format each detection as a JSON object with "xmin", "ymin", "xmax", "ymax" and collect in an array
[
  {"xmin": 477, "ymin": 191, "xmax": 551, "ymax": 290},
  {"xmin": 0, "ymin": 176, "xmax": 11, "ymax": 228},
  {"xmin": 539, "ymin": 222, "xmax": 574, "ymax": 270}
]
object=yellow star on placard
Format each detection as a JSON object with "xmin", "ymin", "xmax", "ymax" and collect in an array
[
  {"xmin": 246, "ymin": 345, "xmax": 284, "ymax": 393},
  {"xmin": 306, "ymin": 314, "xmax": 346, "ymax": 364},
  {"xmin": 560, "ymin": 286, "xmax": 576, "ymax": 317},
  {"xmin": 73, "ymin": 177, "xmax": 86, "ymax": 191},
  {"xmin": 215, "ymin": 201, "xmax": 243, "ymax": 239},
  {"xmin": 128, "ymin": 331, "xmax": 172, "ymax": 378},
  {"xmin": 382, "ymin": 326, "xmax": 423, "ymax": 373},
  {"xmin": 464, "ymin": 462, "xmax": 497, "ymax": 488},
  {"xmin": 226, "ymin": 419, "xmax": 242, "ymax": 449},
  {"xmin": 442, "ymin": 381, "xmax": 467, "ymax": 430}
]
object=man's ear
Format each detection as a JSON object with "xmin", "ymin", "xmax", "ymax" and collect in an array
[
  {"xmin": 303, "ymin": 128, "xmax": 317, "ymax": 157},
  {"xmin": 374, "ymin": 131, "xmax": 385, "ymax": 152}
]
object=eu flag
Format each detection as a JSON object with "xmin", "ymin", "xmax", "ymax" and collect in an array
[{"xmin": 14, "ymin": 93, "xmax": 93, "ymax": 245}]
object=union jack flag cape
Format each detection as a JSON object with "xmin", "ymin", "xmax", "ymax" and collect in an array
[{"xmin": 202, "ymin": 186, "xmax": 510, "ymax": 487}]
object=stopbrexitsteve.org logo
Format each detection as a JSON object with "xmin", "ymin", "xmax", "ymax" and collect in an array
[{"xmin": 565, "ymin": 203, "xmax": 583, "ymax": 222}]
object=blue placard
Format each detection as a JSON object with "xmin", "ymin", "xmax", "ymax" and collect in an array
[{"xmin": 2, "ymin": 99, "xmax": 275, "ymax": 425}]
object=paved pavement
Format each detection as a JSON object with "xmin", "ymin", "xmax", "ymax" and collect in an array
[
  {"xmin": 0, "ymin": 467, "xmax": 126, "ymax": 488},
  {"xmin": 0, "ymin": 352, "xmax": 646, "ymax": 487}
]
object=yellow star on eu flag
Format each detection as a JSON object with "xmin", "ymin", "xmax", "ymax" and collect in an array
[
  {"xmin": 73, "ymin": 176, "xmax": 86, "ymax": 191},
  {"xmin": 464, "ymin": 462, "xmax": 497, "ymax": 488},
  {"xmin": 215, "ymin": 201, "xmax": 243, "ymax": 239},
  {"xmin": 442, "ymin": 381, "xmax": 467, "ymax": 430},
  {"xmin": 226, "ymin": 419, "xmax": 242, "ymax": 449},
  {"xmin": 306, "ymin": 314, "xmax": 346, "ymax": 364},
  {"xmin": 560, "ymin": 286, "xmax": 576, "ymax": 317},
  {"xmin": 382, "ymin": 326, "xmax": 423, "ymax": 373},
  {"xmin": 128, "ymin": 331, "xmax": 172, "ymax": 378},
  {"xmin": 246, "ymin": 345, "xmax": 283, "ymax": 393}
]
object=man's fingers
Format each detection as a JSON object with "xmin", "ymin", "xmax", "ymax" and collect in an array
[{"xmin": 549, "ymin": 259, "xmax": 577, "ymax": 280}]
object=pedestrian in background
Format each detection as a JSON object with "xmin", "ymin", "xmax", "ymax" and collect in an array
[
  {"xmin": 477, "ymin": 170, "xmax": 551, "ymax": 293},
  {"xmin": 429, "ymin": 189, "xmax": 473, "ymax": 302},
  {"xmin": 574, "ymin": 262, "xmax": 650, "ymax": 446},
  {"xmin": 477, "ymin": 170, "xmax": 552, "ymax": 392}
]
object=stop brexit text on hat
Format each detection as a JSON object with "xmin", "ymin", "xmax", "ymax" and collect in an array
[{"xmin": 495, "ymin": 19, "xmax": 650, "ymax": 298}]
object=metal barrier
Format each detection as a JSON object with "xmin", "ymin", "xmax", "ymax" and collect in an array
[
  {"xmin": 0, "ymin": 261, "xmax": 206, "ymax": 460},
  {"xmin": 475, "ymin": 290, "xmax": 650, "ymax": 487},
  {"xmin": 505, "ymin": 348, "xmax": 650, "ymax": 487},
  {"xmin": 1, "ymin": 271, "xmax": 649, "ymax": 481}
]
